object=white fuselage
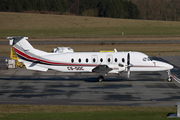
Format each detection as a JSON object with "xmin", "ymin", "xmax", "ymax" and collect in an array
[
  {"xmin": 28, "ymin": 51, "xmax": 173, "ymax": 73},
  {"xmin": 7, "ymin": 36, "xmax": 174, "ymax": 80}
]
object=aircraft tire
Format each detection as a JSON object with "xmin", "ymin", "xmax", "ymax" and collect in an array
[
  {"xmin": 167, "ymin": 77, "xmax": 172, "ymax": 82},
  {"xmin": 97, "ymin": 76, "xmax": 104, "ymax": 82}
]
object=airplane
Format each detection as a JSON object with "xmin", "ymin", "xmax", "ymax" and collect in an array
[{"xmin": 7, "ymin": 36, "xmax": 174, "ymax": 82}]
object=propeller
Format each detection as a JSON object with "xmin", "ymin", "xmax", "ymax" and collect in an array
[
  {"xmin": 127, "ymin": 53, "xmax": 130, "ymax": 66},
  {"xmin": 126, "ymin": 53, "xmax": 133, "ymax": 78}
]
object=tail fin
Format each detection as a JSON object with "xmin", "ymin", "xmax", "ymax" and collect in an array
[
  {"xmin": 7, "ymin": 37, "xmax": 38, "ymax": 55},
  {"xmin": 7, "ymin": 37, "xmax": 48, "ymax": 71}
]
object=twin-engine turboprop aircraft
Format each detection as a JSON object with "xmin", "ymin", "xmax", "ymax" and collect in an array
[{"xmin": 7, "ymin": 37, "xmax": 174, "ymax": 82}]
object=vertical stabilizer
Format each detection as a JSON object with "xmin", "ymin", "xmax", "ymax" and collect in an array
[
  {"xmin": 7, "ymin": 37, "xmax": 48, "ymax": 71},
  {"xmin": 7, "ymin": 37, "xmax": 38, "ymax": 56}
]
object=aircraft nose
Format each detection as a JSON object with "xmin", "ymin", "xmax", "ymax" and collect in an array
[
  {"xmin": 164, "ymin": 63, "xmax": 174, "ymax": 70},
  {"xmin": 166, "ymin": 63, "xmax": 174, "ymax": 70},
  {"xmin": 159, "ymin": 62, "xmax": 174, "ymax": 70}
]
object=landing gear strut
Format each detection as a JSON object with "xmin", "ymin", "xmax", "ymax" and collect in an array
[
  {"xmin": 97, "ymin": 75, "xmax": 104, "ymax": 82},
  {"xmin": 167, "ymin": 70, "xmax": 173, "ymax": 82}
]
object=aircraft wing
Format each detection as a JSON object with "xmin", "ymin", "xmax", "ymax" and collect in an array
[{"xmin": 92, "ymin": 65, "xmax": 113, "ymax": 73}]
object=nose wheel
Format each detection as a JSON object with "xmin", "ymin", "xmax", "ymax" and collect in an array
[
  {"xmin": 167, "ymin": 76, "xmax": 173, "ymax": 82},
  {"xmin": 167, "ymin": 70, "xmax": 172, "ymax": 82}
]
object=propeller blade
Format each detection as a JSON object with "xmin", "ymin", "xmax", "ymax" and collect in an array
[
  {"xmin": 127, "ymin": 53, "xmax": 130, "ymax": 65},
  {"xmin": 127, "ymin": 53, "xmax": 131, "ymax": 78},
  {"xmin": 127, "ymin": 68, "xmax": 130, "ymax": 78}
]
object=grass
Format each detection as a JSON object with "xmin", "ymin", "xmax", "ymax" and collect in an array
[
  {"xmin": 0, "ymin": 12, "xmax": 180, "ymax": 56},
  {"xmin": 0, "ymin": 105, "xmax": 177, "ymax": 120},
  {"xmin": 0, "ymin": 12, "xmax": 180, "ymax": 38}
]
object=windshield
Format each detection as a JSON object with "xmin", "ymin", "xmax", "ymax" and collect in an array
[{"xmin": 148, "ymin": 57, "xmax": 152, "ymax": 61}]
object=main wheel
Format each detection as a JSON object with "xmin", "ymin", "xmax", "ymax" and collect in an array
[
  {"xmin": 97, "ymin": 75, "xmax": 104, "ymax": 82},
  {"xmin": 167, "ymin": 76, "xmax": 172, "ymax": 82}
]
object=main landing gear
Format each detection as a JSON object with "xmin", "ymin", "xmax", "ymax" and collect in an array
[
  {"xmin": 97, "ymin": 75, "xmax": 104, "ymax": 82},
  {"xmin": 167, "ymin": 70, "xmax": 173, "ymax": 82}
]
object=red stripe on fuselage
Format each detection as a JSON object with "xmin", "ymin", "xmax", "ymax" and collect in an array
[
  {"xmin": 13, "ymin": 47, "xmax": 40, "ymax": 61},
  {"xmin": 13, "ymin": 47, "xmax": 163, "ymax": 68},
  {"xmin": 13, "ymin": 47, "xmax": 97, "ymax": 67}
]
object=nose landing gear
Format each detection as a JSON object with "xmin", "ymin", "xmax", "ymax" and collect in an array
[{"xmin": 167, "ymin": 70, "xmax": 173, "ymax": 82}]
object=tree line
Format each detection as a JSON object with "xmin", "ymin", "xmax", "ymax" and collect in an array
[
  {"xmin": 78, "ymin": 0, "xmax": 140, "ymax": 19},
  {"xmin": 0, "ymin": 0, "xmax": 180, "ymax": 21},
  {"xmin": 0, "ymin": 0, "xmax": 68, "ymax": 13},
  {"xmin": 129, "ymin": 0, "xmax": 180, "ymax": 21},
  {"xmin": 0, "ymin": 0, "xmax": 140, "ymax": 19}
]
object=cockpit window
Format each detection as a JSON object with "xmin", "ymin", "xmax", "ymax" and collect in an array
[
  {"xmin": 143, "ymin": 57, "xmax": 147, "ymax": 61},
  {"xmin": 143, "ymin": 57, "xmax": 152, "ymax": 61}
]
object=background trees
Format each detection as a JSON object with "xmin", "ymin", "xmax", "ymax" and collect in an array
[
  {"xmin": 0, "ymin": 0, "xmax": 68, "ymax": 13},
  {"xmin": 129, "ymin": 0, "xmax": 180, "ymax": 21},
  {"xmin": 0, "ymin": 0, "xmax": 179, "ymax": 21},
  {"xmin": 78, "ymin": 0, "xmax": 139, "ymax": 19}
]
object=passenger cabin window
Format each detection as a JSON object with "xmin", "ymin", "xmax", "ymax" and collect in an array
[
  {"xmin": 92, "ymin": 55, "xmax": 98, "ymax": 63},
  {"xmin": 86, "ymin": 58, "xmax": 88, "ymax": 63},
  {"xmin": 100, "ymin": 58, "xmax": 103, "ymax": 62},
  {"xmin": 78, "ymin": 58, "xmax": 81, "ymax": 63},
  {"xmin": 115, "ymin": 58, "xmax": 118, "ymax": 62},
  {"xmin": 122, "ymin": 58, "xmax": 125, "ymax": 63},
  {"xmin": 71, "ymin": 58, "xmax": 74, "ymax": 63},
  {"xmin": 108, "ymin": 58, "xmax": 111, "ymax": 63},
  {"xmin": 107, "ymin": 54, "xmax": 113, "ymax": 63},
  {"xmin": 93, "ymin": 58, "xmax": 96, "ymax": 63}
]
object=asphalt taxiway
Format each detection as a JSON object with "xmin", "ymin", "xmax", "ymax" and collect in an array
[{"xmin": 0, "ymin": 56, "xmax": 180, "ymax": 107}]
